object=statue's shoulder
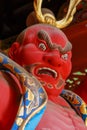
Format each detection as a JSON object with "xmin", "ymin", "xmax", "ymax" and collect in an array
[{"xmin": 60, "ymin": 89, "xmax": 87, "ymax": 126}]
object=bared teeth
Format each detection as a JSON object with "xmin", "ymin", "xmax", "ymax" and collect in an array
[{"xmin": 38, "ymin": 67, "xmax": 57, "ymax": 78}]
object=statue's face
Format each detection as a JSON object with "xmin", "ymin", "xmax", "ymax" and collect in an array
[{"xmin": 9, "ymin": 24, "xmax": 72, "ymax": 97}]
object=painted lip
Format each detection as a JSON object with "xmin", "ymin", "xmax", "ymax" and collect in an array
[
  {"xmin": 37, "ymin": 67, "xmax": 58, "ymax": 79},
  {"xmin": 24, "ymin": 64, "xmax": 58, "ymax": 80}
]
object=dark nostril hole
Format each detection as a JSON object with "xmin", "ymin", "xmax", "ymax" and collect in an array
[
  {"xmin": 58, "ymin": 64, "xmax": 61, "ymax": 67},
  {"xmin": 48, "ymin": 59, "xmax": 51, "ymax": 63},
  {"xmin": 43, "ymin": 57, "xmax": 45, "ymax": 61}
]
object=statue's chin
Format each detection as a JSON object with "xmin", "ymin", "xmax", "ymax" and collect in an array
[{"xmin": 39, "ymin": 80, "xmax": 64, "ymax": 97}]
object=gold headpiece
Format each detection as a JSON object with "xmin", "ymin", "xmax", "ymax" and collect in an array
[{"xmin": 34, "ymin": 0, "xmax": 82, "ymax": 28}]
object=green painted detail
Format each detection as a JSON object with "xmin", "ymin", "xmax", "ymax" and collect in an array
[
  {"xmin": 66, "ymin": 79, "xmax": 73, "ymax": 84},
  {"xmin": 73, "ymin": 77, "xmax": 78, "ymax": 81},
  {"xmin": 73, "ymin": 71, "xmax": 86, "ymax": 76}
]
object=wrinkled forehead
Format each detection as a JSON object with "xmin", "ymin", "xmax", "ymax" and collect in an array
[{"xmin": 17, "ymin": 24, "xmax": 68, "ymax": 47}]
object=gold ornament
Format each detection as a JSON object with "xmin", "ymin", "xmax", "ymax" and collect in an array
[{"xmin": 34, "ymin": 0, "xmax": 82, "ymax": 28}]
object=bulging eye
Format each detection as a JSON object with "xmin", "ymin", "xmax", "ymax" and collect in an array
[
  {"xmin": 61, "ymin": 53, "xmax": 68, "ymax": 60},
  {"xmin": 39, "ymin": 43, "xmax": 46, "ymax": 51}
]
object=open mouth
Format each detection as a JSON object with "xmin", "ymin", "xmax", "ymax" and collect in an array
[{"xmin": 37, "ymin": 67, "xmax": 57, "ymax": 78}]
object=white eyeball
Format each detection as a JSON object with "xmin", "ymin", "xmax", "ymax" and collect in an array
[
  {"xmin": 61, "ymin": 53, "xmax": 68, "ymax": 60},
  {"xmin": 39, "ymin": 43, "xmax": 46, "ymax": 51}
]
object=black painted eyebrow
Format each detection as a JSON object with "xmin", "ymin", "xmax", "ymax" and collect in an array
[{"xmin": 37, "ymin": 30, "xmax": 72, "ymax": 54}]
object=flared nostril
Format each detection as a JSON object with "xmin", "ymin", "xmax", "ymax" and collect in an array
[
  {"xmin": 43, "ymin": 51, "xmax": 62, "ymax": 66},
  {"xmin": 48, "ymin": 59, "xmax": 51, "ymax": 63},
  {"xmin": 43, "ymin": 55, "xmax": 62, "ymax": 67},
  {"xmin": 43, "ymin": 55, "xmax": 52, "ymax": 63},
  {"xmin": 58, "ymin": 64, "xmax": 61, "ymax": 67},
  {"xmin": 48, "ymin": 59, "xmax": 61, "ymax": 67}
]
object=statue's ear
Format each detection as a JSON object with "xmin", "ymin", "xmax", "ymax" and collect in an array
[{"xmin": 8, "ymin": 42, "xmax": 20, "ymax": 60}]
